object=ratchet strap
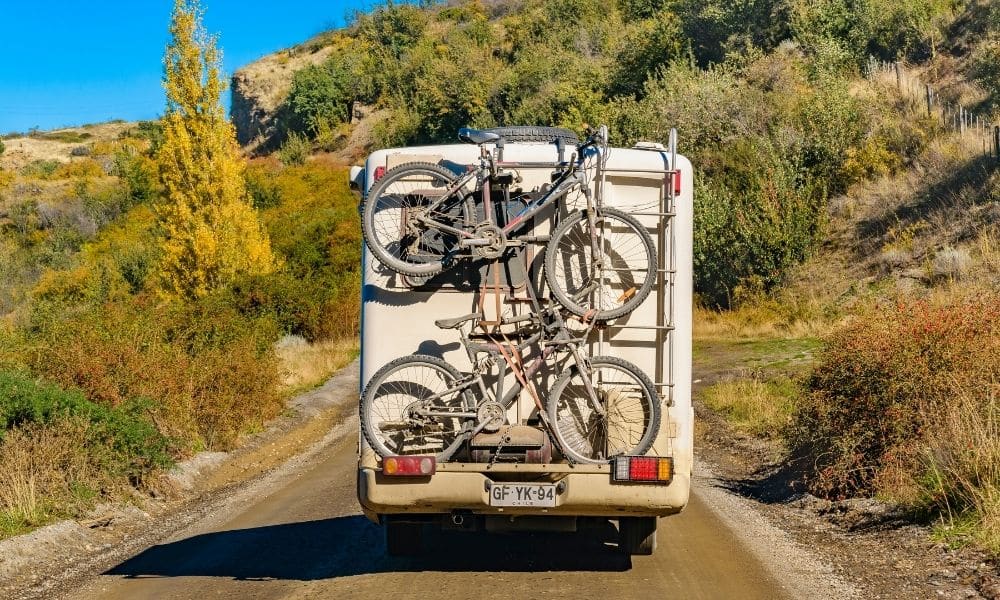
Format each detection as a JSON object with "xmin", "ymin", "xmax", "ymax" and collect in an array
[{"xmin": 478, "ymin": 257, "xmax": 547, "ymax": 416}]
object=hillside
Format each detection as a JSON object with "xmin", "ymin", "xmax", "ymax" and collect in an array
[
  {"xmin": 232, "ymin": 0, "xmax": 999, "ymax": 302},
  {"xmin": 231, "ymin": 43, "xmax": 335, "ymax": 152}
]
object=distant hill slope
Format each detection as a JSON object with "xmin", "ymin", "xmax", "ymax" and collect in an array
[
  {"xmin": 227, "ymin": 0, "xmax": 997, "ymax": 305},
  {"xmin": 231, "ymin": 41, "xmax": 334, "ymax": 153},
  {"xmin": 0, "ymin": 121, "xmax": 134, "ymax": 172}
]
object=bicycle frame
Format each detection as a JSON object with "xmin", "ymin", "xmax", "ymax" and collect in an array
[
  {"xmin": 409, "ymin": 300, "xmax": 608, "ymax": 463},
  {"xmin": 411, "ymin": 141, "xmax": 602, "ymax": 246}
]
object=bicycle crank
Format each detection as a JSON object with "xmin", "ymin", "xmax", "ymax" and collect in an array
[
  {"xmin": 464, "ymin": 223, "xmax": 506, "ymax": 260},
  {"xmin": 476, "ymin": 401, "xmax": 507, "ymax": 433}
]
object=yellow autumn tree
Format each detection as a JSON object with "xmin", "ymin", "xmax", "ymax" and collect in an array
[{"xmin": 156, "ymin": 0, "xmax": 275, "ymax": 298}]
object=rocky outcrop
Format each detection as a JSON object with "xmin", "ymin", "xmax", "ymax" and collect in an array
[{"xmin": 230, "ymin": 44, "xmax": 334, "ymax": 153}]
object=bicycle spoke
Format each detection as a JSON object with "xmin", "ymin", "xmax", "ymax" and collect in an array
[
  {"xmin": 550, "ymin": 360, "xmax": 657, "ymax": 463},
  {"xmin": 363, "ymin": 361, "xmax": 472, "ymax": 456},
  {"xmin": 547, "ymin": 209, "xmax": 655, "ymax": 321}
]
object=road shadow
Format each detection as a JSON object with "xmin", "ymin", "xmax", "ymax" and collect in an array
[
  {"xmin": 105, "ymin": 515, "xmax": 630, "ymax": 581},
  {"xmin": 715, "ymin": 458, "xmax": 807, "ymax": 505}
]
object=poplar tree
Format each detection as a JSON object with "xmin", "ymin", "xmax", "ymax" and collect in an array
[{"xmin": 157, "ymin": 0, "xmax": 275, "ymax": 298}]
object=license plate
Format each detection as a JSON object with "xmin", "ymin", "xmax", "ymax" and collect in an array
[{"xmin": 489, "ymin": 483, "xmax": 557, "ymax": 507}]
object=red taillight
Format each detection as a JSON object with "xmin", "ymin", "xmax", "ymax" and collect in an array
[
  {"xmin": 613, "ymin": 456, "xmax": 673, "ymax": 484},
  {"xmin": 382, "ymin": 455, "xmax": 436, "ymax": 477},
  {"xmin": 629, "ymin": 457, "xmax": 659, "ymax": 481},
  {"xmin": 673, "ymin": 171, "xmax": 682, "ymax": 195},
  {"xmin": 373, "ymin": 165, "xmax": 386, "ymax": 182}
]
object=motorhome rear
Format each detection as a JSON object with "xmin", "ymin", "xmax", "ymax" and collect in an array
[{"xmin": 353, "ymin": 128, "xmax": 693, "ymax": 556}]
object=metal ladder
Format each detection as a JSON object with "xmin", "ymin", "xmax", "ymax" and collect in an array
[{"xmin": 593, "ymin": 128, "xmax": 678, "ymax": 406}]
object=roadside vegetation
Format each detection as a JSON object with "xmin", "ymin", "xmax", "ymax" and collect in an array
[
  {"xmin": 0, "ymin": 0, "xmax": 359, "ymax": 537},
  {"xmin": 790, "ymin": 294, "xmax": 1000, "ymax": 552}
]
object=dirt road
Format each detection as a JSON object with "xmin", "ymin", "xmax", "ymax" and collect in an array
[
  {"xmin": 56, "ymin": 364, "xmax": 854, "ymax": 600},
  {"xmin": 67, "ymin": 434, "xmax": 787, "ymax": 600}
]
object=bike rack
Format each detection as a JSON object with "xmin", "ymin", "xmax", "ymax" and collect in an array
[{"xmin": 593, "ymin": 128, "xmax": 679, "ymax": 407}]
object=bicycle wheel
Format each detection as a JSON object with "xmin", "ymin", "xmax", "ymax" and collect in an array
[
  {"xmin": 361, "ymin": 355, "xmax": 475, "ymax": 461},
  {"xmin": 545, "ymin": 207, "xmax": 656, "ymax": 321},
  {"xmin": 362, "ymin": 162, "xmax": 472, "ymax": 277},
  {"xmin": 547, "ymin": 356, "xmax": 660, "ymax": 464}
]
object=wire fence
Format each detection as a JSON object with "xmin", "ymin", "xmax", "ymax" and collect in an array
[{"xmin": 865, "ymin": 57, "xmax": 1000, "ymax": 163}]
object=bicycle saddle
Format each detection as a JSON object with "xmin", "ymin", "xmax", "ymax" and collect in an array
[
  {"xmin": 435, "ymin": 311, "xmax": 483, "ymax": 329},
  {"xmin": 458, "ymin": 127, "xmax": 501, "ymax": 145}
]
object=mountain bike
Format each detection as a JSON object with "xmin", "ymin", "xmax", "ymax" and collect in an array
[
  {"xmin": 361, "ymin": 126, "xmax": 657, "ymax": 322},
  {"xmin": 360, "ymin": 303, "xmax": 661, "ymax": 465}
]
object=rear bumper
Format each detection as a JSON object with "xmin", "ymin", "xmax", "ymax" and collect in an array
[{"xmin": 357, "ymin": 467, "xmax": 690, "ymax": 522}]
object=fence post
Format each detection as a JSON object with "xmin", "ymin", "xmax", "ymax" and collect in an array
[
  {"xmin": 960, "ymin": 107, "xmax": 965, "ymax": 136},
  {"xmin": 895, "ymin": 61, "xmax": 902, "ymax": 91},
  {"xmin": 995, "ymin": 126, "xmax": 1000, "ymax": 162},
  {"xmin": 926, "ymin": 85, "xmax": 933, "ymax": 117}
]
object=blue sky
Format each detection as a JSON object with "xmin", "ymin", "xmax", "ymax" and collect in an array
[{"xmin": 0, "ymin": 1, "xmax": 375, "ymax": 133}]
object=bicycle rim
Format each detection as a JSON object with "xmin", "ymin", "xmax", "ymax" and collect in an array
[
  {"xmin": 362, "ymin": 358, "xmax": 472, "ymax": 459},
  {"xmin": 363, "ymin": 164, "xmax": 468, "ymax": 276},
  {"xmin": 545, "ymin": 208, "xmax": 656, "ymax": 321},
  {"xmin": 548, "ymin": 358, "xmax": 659, "ymax": 464}
]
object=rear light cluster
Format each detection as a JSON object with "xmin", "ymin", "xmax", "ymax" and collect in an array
[
  {"xmin": 382, "ymin": 455, "xmax": 436, "ymax": 477},
  {"xmin": 373, "ymin": 165, "xmax": 386, "ymax": 183},
  {"xmin": 612, "ymin": 456, "xmax": 673, "ymax": 484}
]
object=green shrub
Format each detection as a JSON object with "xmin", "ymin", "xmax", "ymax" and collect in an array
[
  {"xmin": 0, "ymin": 370, "xmax": 172, "ymax": 483},
  {"xmin": 245, "ymin": 163, "xmax": 282, "ymax": 209},
  {"xmin": 284, "ymin": 60, "xmax": 352, "ymax": 137},
  {"xmin": 694, "ymin": 148, "xmax": 825, "ymax": 307},
  {"xmin": 112, "ymin": 144, "xmax": 156, "ymax": 205},
  {"xmin": 608, "ymin": 11, "xmax": 685, "ymax": 97},
  {"xmin": 20, "ymin": 159, "xmax": 61, "ymax": 179},
  {"xmin": 617, "ymin": 0, "xmax": 671, "ymax": 20},
  {"xmin": 20, "ymin": 295, "xmax": 281, "ymax": 450},
  {"xmin": 230, "ymin": 161, "xmax": 361, "ymax": 341},
  {"xmin": 278, "ymin": 132, "xmax": 311, "ymax": 166},
  {"xmin": 129, "ymin": 120, "xmax": 165, "ymax": 150},
  {"xmin": 0, "ymin": 138, "xmax": 5, "ymax": 155},
  {"xmin": 672, "ymin": 0, "xmax": 787, "ymax": 66},
  {"xmin": 972, "ymin": 37, "xmax": 1000, "ymax": 105}
]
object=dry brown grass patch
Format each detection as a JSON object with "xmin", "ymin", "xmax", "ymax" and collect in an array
[
  {"xmin": 694, "ymin": 296, "xmax": 839, "ymax": 341},
  {"xmin": 928, "ymin": 391, "xmax": 1000, "ymax": 555},
  {"xmin": 275, "ymin": 335, "xmax": 358, "ymax": 393}
]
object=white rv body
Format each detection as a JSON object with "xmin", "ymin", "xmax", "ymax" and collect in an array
[{"xmin": 356, "ymin": 139, "xmax": 693, "ymax": 523}]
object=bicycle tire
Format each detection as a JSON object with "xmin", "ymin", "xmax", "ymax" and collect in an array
[
  {"xmin": 362, "ymin": 162, "xmax": 471, "ymax": 277},
  {"xmin": 547, "ymin": 356, "xmax": 660, "ymax": 464},
  {"xmin": 483, "ymin": 126, "xmax": 580, "ymax": 146},
  {"xmin": 545, "ymin": 207, "xmax": 657, "ymax": 321},
  {"xmin": 361, "ymin": 355, "xmax": 475, "ymax": 461}
]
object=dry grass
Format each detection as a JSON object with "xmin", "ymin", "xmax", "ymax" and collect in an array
[
  {"xmin": 275, "ymin": 335, "xmax": 359, "ymax": 393},
  {"xmin": 973, "ymin": 225, "xmax": 1000, "ymax": 278},
  {"xmin": 694, "ymin": 296, "xmax": 839, "ymax": 341},
  {"xmin": 0, "ymin": 122, "xmax": 133, "ymax": 172},
  {"xmin": 0, "ymin": 420, "xmax": 101, "ymax": 537},
  {"xmin": 928, "ymin": 391, "xmax": 1000, "ymax": 555},
  {"xmin": 701, "ymin": 372, "xmax": 797, "ymax": 438}
]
